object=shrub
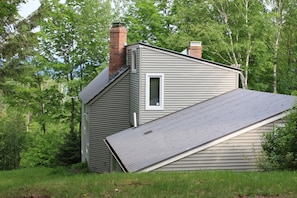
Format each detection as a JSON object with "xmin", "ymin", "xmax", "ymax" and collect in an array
[
  {"xmin": 20, "ymin": 131, "xmax": 62, "ymax": 168},
  {"xmin": 259, "ymin": 105, "xmax": 297, "ymax": 170}
]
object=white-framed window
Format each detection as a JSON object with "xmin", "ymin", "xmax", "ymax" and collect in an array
[
  {"xmin": 146, "ymin": 73, "xmax": 164, "ymax": 110},
  {"xmin": 131, "ymin": 50, "xmax": 137, "ymax": 73}
]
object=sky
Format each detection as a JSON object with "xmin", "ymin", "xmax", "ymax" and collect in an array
[{"xmin": 18, "ymin": 0, "xmax": 41, "ymax": 18}]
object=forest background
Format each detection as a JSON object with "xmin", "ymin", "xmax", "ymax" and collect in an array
[{"xmin": 0, "ymin": 0, "xmax": 296, "ymax": 170}]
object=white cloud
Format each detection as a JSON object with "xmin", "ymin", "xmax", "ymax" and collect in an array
[{"xmin": 18, "ymin": 0, "xmax": 41, "ymax": 18}]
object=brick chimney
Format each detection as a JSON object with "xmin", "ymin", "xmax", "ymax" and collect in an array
[
  {"xmin": 189, "ymin": 41, "xmax": 202, "ymax": 58},
  {"xmin": 109, "ymin": 22, "xmax": 127, "ymax": 78}
]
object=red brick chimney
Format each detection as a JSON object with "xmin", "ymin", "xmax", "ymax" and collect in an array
[
  {"xmin": 109, "ymin": 22, "xmax": 127, "ymax": 78},
  {"xmin": 189, "ymin": 41, "xmax": 202, "ymax": 58}
]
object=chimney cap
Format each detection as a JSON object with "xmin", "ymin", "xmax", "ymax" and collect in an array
[
  {"xmin": 190, "ymin": 41, "xmax": 202, "ymax": 46},
  {"xmin": 112, "ymin": 22, "xmax": 125, "ymax": 28}
]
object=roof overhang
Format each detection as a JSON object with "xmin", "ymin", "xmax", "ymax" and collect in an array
[{"xmin": 79, "ymin": 66, "xmax": 129, "ymax": 105}]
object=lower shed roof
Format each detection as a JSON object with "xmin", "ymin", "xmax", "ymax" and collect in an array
[{"xmin": 105, "ymin": 89, "xmax": 296, "ymax": 173}]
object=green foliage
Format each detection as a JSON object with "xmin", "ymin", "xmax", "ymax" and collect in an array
[
  {"xmin": 0, "ymin": 0, "xmax": 40, "ymax": 87},
  {"xmin": 20, "ymin": 126, "xmax": 64, "ymax": 168},
  {"xmin": 121, "ymin": 0, "xmax": 297, "ymax": 94},
  {"xmin": 1, "ymin": 0, "xmax": 115, "ymax": 170},
  {"xmin": 2, "ymin": 56, "xmax": 66, "ymax": 134},
  {"xmin": 0, "ymin": 0, "xmax": 23, "ymax": 34},
  {"xmin": 276, "ymin": 1, "xmax": 297, "ymax": 95},
  {"xmin": 259, "ymin": 105, "xmax": 297, "ymax": 170},
  {"xmin": 56, "ymin": 130, "xmax": 81, "ymax": 166},
  {"xmin": 122, "ymin": 0, "xmax": 173, "ymax": 48},
  {"xmin": 38, "ymin": 0, "xmax": 113, "ymax": 134},
  {"xmin": 0, "ymin": 108, "xmax": 26, "ymax": 170}
]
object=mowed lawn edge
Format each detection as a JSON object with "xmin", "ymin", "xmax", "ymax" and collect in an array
[{"xmin": 0, "ymin": 167, "xmax": 297, "ymax": 198}]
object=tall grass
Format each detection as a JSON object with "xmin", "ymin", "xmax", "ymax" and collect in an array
[{"xmin": 0, "ymin": 167, "xmax": 297, "ymax": 197}]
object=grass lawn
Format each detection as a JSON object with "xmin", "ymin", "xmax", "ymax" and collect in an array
[{"xmin": 0, "ymin": 167, "xmax": 297, "ymax": 198}]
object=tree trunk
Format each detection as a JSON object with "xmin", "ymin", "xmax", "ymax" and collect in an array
[{"xmin": 273, "ymin": 0, "xmax": 284, "ymax": 93}]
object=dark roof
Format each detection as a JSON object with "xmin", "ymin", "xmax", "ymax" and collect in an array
[
  {"xmin": 105, "ymin": 89, "xmax": 296, "ymax": 172},
  {"xmin": 79, "ymin": 66, "xmax": 129, "ymax": 104}
]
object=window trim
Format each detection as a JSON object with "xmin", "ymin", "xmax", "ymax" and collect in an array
[
  {"xmin": 145, "ymin": 73, "xmax": 164, "ymax": 110},
  {"xmin": 131, "ymin": 50, "xmax": 137, "ymax": 73}
]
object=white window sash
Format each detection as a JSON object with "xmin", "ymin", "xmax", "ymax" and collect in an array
[
  {"xmin": 145, "ymin": 73, "xmax": 164, "ymax": 110},
  {"xmin": 131, "ymin": 50, "xmax": 137, "ymax": 73}
]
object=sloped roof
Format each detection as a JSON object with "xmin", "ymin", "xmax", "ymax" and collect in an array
[
  {"xmin": 79, "ymin": 66, "xmax": 129, "ymax": 104},
  {"xmin": 79, "ymin": 67, "xmax": 109, "ymax": 104},
  {"xmin": 105, "ymin": 89, "xmax": 296, "ymax": 172}
]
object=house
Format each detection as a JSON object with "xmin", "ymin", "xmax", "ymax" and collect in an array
[{"xmin": 79, "ymin": 22, "xmax": 296, "ymax": 173}]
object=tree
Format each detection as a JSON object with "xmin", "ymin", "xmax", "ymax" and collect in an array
[
  {"xmin": 37, "ymin": 0, "xmax": 113, "ymax": 135},
  {"xmin": 169, "ymin": 0, "xmax": 270, "ymax": 90},
  {"xmin": 264, "ymin": 0, "xmax": 285, "ymax": 93},
  {"xmin": 2, "ymin": 55, "xmax": 65, "ymax": 134},
  {"xmin": 0, "ymin": 0, "xmax": 40, "ymax": 86},
  {"xmin": 274, "ymin": 0, "xmax": 297, "ymax": 95},
  {"xmin": 122, "ymin": 0, "xmax": 174, "ymax": 48},
  {"xmin": 0, "ymin": 107, "xmax": 26, "ymax": 170},
  {"xmin": 56, "ymin": 130, "xmax": 81, "ymax": 166},
  {"xmin": 122, "ymin": 0, "xmax": 296, "ymax": 92},
  {"xmin": 1, "ymin": 0, "xmax": 115, "ymax": 168},
  {"xmin": 0, "ymin": 0, "xmax": 23, "ymax": 34}
]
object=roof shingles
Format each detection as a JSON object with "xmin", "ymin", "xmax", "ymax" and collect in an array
[{"xmin": 105, "ymin": 89, "xmax": 296, "ymax": 172}]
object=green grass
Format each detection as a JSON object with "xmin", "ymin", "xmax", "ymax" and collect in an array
[{"xmin": 1, "ymin": 167, "xmax": 297, "ymax": 198}]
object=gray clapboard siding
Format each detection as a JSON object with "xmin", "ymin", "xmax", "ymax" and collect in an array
[
  {"xmin": 88, "ymin": 72, "xmax": 130, "ymax": 173},
  {"xmin": 128, "ymin": 47, "xmax": 140, "ymax": 126},
  {"xmin": 138, "ymin": 46, "xmax": 239, "ymax": 124},
  {"xmin": 155, "ymin": 122, "xmax": 276, "ymax": 172}
]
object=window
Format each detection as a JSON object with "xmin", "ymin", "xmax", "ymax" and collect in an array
[
  {"xmin": 146, "ymin": 73, "xmax": 164, "ymax": 110},
  {"xmin": 131, "ymin": 50, "xmax": 137, "ymax": 73}
]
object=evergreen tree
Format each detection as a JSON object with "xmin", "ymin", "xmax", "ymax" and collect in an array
[{"xmin": 56, "ymin": 130, "xmax": 81, "ymax": 166}]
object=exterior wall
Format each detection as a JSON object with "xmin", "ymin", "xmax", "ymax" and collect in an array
[
  {"xmin": 88, "ymin": 72, "xmax": 130, "ymax": 173},
  {"xmin": 155, "ymin": 121, "xmax": 280, "ymax": 172},
  {"xmin": 127, "ymin": 46, "xmax": 140, "ymax": 126},
  {"xmin": 138, "ymin": 45, "xmax": 239, "ymax": 124}
]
